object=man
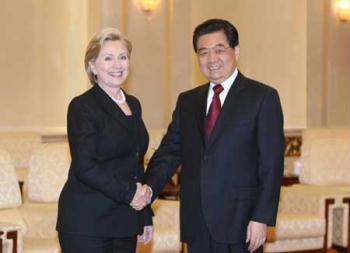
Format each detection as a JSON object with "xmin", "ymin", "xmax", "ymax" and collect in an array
[{"xmin": 143, "ymin": 19, "xmax": 284, "ymax": 253}]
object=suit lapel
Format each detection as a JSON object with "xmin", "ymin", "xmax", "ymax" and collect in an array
[
  {"xmin": 196, "ymin": 83, "xmax": 210, "ymax": 146},
  {"xmin": 92, "ymin": 85, "xmax": 132, "ymax": 132},
  {"xmin": 207, "ymin": 72, "xmax": 247, "ymax": 149}
]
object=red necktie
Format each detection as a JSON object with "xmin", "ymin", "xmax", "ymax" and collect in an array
[{"xmin": 207, "ymin": 84, "xmax": 224, "ymax": 138}]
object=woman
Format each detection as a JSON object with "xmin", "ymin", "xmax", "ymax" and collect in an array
[{"xmin": 56, "ymin": 28, "xmax": 152, "ymax": 253}]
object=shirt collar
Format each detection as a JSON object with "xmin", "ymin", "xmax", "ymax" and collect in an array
[{"xmin": 210, "ymin": 68, "xmax": 238, "ymax": 91}]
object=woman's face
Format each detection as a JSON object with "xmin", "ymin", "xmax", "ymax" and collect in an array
[{"xmin": 90, "ymin": 40, "xmax": 130, "ymax": 88}]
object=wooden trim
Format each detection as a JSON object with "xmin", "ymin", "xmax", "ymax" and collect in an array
[
  {"xmin": 0, "ymin": 230, "xmax": 3, "ymax": 253},
  {"xmin": 284, "ymin": 128, "xmax": 303, "ymax": 137},
  {"xmin": 344, "ymin": 197, "xmax": 350, "ymax": 253},
  {"xmin": 158, "ymin": 183, "xmax": 179, "ymax": 200},
  {"xmin": 281, "ymin": 176, "xmax": 299, "ymax": 186},
  {"xmin": 332, "ymin": 198, "xmax": 350, "ymax": 253},
  {"xmin": 324, "ymin": 199, "xmax": 335, "ymax": 253},
  {"xmin": 333, "ymin": 245, "xmax": 348, "ymax": 253},
  {"xmin": 6, "ymin": 230, "xmax": 17, "ymax": 253},
  {"xmin": 18, "ymin": 181, "xmax": 24, "ymax": 197},
  {"xmin": 292, "ymin": 250, "xmax": 323, "ymax": 253}
]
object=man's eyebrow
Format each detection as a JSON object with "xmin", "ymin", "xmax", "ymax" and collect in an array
[{"xmin": 198, "ymin": 43, "xmax": 226, "ymax": 51}]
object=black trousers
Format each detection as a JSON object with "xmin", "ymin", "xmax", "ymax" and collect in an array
[
  {"xmin": 58, "ymin": 233, "xmax": 137, "ymax": 253},
  {"xmin": 187, "ymin": 221, "xmax": 263, "ymax": 253}
]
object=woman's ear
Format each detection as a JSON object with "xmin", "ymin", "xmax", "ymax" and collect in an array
[{"xmin": 89, "ymin": 61, "xmax": 96, "ymax": 75}]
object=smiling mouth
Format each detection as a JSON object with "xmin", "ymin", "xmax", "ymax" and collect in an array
[
  {"xmin": 109, "ymin": 71, "xmax": 123, "ymax": 77},
  {"xmin": 208, "ymin": 65, "xmax": 221, "ymax": 71}
]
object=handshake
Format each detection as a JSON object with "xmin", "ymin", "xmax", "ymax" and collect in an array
[{"xmin": 130, "ymin": 182, "xmax": 152, "ymax": 210}]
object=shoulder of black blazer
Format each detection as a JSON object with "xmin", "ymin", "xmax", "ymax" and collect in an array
[
  {"xmin": 178, "ymin": 71, "xmax": 277, "ymax": 101},
  {"xmin": 68, "ymin": 84, "xmax": 142, "ymax": 118},
  {"xmin": 174, "ymin": 71, "xmax": 279, "ymax": 119}
]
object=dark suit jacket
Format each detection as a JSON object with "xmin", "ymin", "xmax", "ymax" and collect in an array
[
  {"xmin": 56, "ymin": 84, "xmax": 151, "ymax": 238},
  {"xmin": 144, "ymin": 72, "xmax": 284, "ymax": 244}
]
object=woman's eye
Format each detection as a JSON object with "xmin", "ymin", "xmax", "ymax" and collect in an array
[{"xmin": 119, "ymin": 55, "xmax": 128, "ymax": 60}]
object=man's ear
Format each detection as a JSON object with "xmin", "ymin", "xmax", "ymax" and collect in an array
[{"xmin": 234, "ymin": 46, "xmax": 240, "ymax": 60}]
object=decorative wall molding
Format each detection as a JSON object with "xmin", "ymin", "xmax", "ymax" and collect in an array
[
  {"xmin": 284, "ymin": 129, "xmax": 303, "ymax": 157},
  {"xmin": 0, "ymin": 127, "xmax": 67, "ymax": 143}
]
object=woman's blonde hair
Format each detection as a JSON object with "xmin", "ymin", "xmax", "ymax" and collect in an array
[{"xmin": 84, "ymin": 27, "xmax": 132, "ymax": 85}]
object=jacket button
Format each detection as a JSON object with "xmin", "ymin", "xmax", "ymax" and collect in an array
[
  {"xmin": 133, "ymin": 175, "xmax": 137, "ymax": 180},
  {"xmin": 135, "ymin": 152, "xmax": 139, "ymax": 157}
]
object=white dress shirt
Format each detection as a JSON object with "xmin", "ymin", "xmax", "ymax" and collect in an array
[{"xmin": 206, "ymin": 68, "xmax": 238, "ymax": 114}]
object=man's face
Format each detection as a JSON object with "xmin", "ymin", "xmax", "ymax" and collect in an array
[{"xmin": 196, "ymin": 30, "xmax": 239, "ymax": 84}]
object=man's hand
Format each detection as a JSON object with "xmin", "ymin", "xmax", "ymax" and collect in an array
[
  {"xmin": 137, "ymin": 225, "xmax": 153, "ymax": 244},
  {"xmin": 246, "ymin": 221, "xmax": 267, "ymax": 252},
  {"xmin": 130, "ymin": 183, "xmax": 152, "ymax": 210}
]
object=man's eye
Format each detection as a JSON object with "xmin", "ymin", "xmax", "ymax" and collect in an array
[
  {"xmin": 119, "ymin": 55, "xmax": 128, "ymax": 60},
  {"xmin": 104, "ymin": 56, "xmax": 113, "ymax": 61},
  {"xmin": 198, "ymin": 51, "xmax": 208, "ymax": 57}
]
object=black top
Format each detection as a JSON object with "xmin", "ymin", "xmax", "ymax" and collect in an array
[{"xmin": 57, "ymin": 85, "xmax": 151, "ymax": 238}]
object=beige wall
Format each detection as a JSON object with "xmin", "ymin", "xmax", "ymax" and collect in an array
[
  {"xmin": 99, "ymin": 0, "xmax": 192, "ymax": 129},
  {"xmin": 0, "ymin": 0, "xmax": 349, "ymax": 131},
  {"xmin": 307, "ymin": 0, "xmax": 350, "ymax": 127},
  {"xmin": 123, "ymin": 1, "xmax": 173, "ymax": 128},
  {"xmin": 0, "ymin": 0, "xmax": 88, "ymax": 131}
]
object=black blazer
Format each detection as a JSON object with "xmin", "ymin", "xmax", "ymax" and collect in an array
[
  {"xmin": 56, "ymin": 85, "xmax": 151, "ymax": 238},
  {"xmin": 144, "ymin": 72, "xmax": 284, "ymax": 244}
]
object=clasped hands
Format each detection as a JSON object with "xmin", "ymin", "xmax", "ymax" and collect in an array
[
  {"xmin": 130, "ymin": 183, "xmax": 153, "ymax": 244},
  {"xmin": 130, "ymin": 182, "xmax": 152, "ymax": 210}
]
